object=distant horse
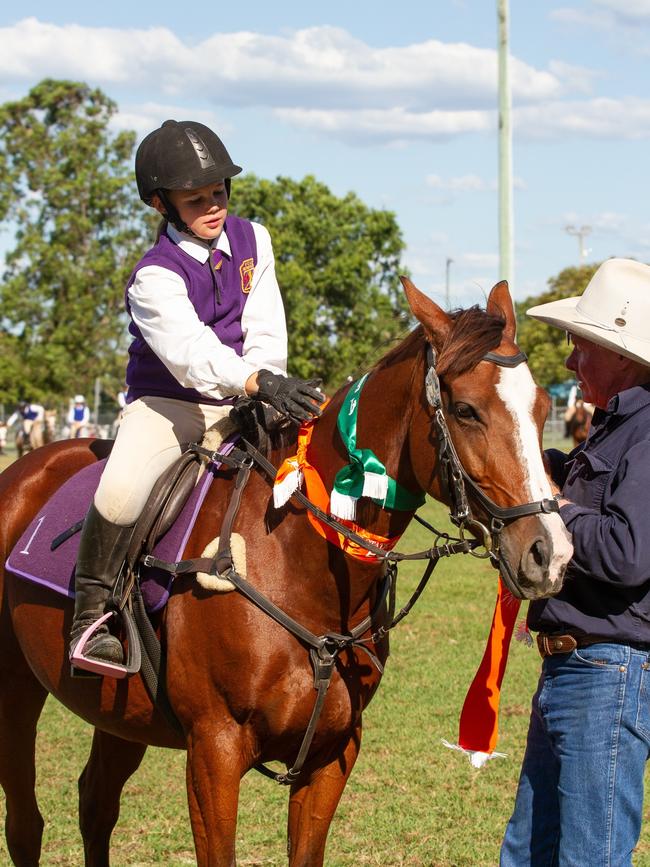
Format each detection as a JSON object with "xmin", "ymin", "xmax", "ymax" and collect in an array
[
  {"xmin": 568, "ymin": 398, "xmax": 592, "ymax": 446},
  {"xmin": 44, "ymin": 410, "xmax": 58, "ymax": 443},
  {"xmin": 15, "ymin": 421, "xmax": 43, "ymax": 458},
  {"xmin": 15, "ymin": 411, "xmax": 58, "ymax": 458},
  {"xmin": 0, "ymin": 279, "xmax": 572, "ymax": 867}
]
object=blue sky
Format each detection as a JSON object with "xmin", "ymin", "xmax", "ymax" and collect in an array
[{"xmin": 1, "ymin": 1, "xmax": 648, "ymax": 308}]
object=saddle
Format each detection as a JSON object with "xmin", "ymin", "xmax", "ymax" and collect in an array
[
  {"xmin": 125, "ymin": 400, "xmax": 290, "ymax": 573},
  {"xmin": 125, "ymin": 447, "xmax": 202, "ymax": 575}
]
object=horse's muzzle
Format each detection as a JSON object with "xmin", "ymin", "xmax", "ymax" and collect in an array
[{"xmin": 500, "ymin": 520, "xmax": 572, "ymax": 600}]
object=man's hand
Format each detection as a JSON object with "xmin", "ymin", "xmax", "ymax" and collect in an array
[{"xmin": 251, "ymin": 369, "xmax": 325, "ymax": 424}]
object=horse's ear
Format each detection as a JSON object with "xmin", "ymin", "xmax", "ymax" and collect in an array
[
  {"xmin": 487, "ymin": 280, "xmax": 517, "ymax": 342},
  {"xmin": 400, "ymin": 276, "xmax": 452, "ymax": 346}
]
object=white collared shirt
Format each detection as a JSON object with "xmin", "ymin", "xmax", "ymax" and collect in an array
[
  {"xmin": 7, "ymin": 403, "xmax": 45, "ymax": 426},
  {"xmin": 127, "ymin": 222, "xmax": 287, "ymax": 401}
]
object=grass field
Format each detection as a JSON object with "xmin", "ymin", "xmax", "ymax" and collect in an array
[{"xmin": 1, "ymin": 443, "xmax": 650, "ymax": 865}]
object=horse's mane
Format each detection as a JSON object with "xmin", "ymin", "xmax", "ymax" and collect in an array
[
  {"xmin": 258, "ymin": 304, "xmax": 507, "ymax": 456},
  {"xmin": 374, "ymin": 305, "xmax": 507, "ymax": 377}
]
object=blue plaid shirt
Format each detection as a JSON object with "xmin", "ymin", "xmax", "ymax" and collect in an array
[{"xmin": 529, "ymin": 382, "xmax": 650, "ymax": 643}]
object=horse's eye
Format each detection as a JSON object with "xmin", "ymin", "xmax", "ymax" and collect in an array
[{"xmin": 454, "ymin": 403, "xmax": 476, "ymax": 421}]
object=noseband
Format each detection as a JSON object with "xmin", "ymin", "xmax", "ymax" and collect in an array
[{"xmin": 424, "ymin": 344, "xmax": 559, "ymax": 575}]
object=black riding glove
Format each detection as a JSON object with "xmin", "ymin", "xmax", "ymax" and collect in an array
[{"xmin": 253, "ymin": 370, "xmax": 324, "ymax": 424}]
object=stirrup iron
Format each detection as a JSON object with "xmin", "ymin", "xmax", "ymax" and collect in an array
[{"xmin": 69, "ymin": 608, "xmax": 141, "ymax": 679}]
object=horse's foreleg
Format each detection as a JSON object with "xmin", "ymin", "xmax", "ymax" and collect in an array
[
  {"xmin": 0, "ymin": 652, "xmax": 48, "ymax": 866},
  {"xmin": 185, "ymin": 723, "xmax": 245, "ymax": 867},
  {"xmin": 287, "ymin": 723, "xmax": 362, "ymax": 867},
  {"xmin": 78, "ymin": 729, "xmax": 147, "ymax": 867}
]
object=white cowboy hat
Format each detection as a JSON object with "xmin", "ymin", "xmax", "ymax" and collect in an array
[
  {"xmin": 74, "ymin": 394, "xmax": 85, "ymax": 403},
  {"xmin": 527, "ymin": 257, "xmax": 650, "ymax": 367}
]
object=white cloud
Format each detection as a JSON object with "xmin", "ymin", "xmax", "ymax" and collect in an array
[
  {"xmin": 552, "ymin": 2, "xmax": 650, "ymax": 31},
  {"xmin": 547, "ymin": 60, "xmax": 599, "ymax": 94},
  {"xmin": 558, "ymin": 213, "xmax": 650, "ymax": 262},
  {"xmin": 515, "ymin": 97, "xmax": 650, "ymax": 139},
  {"xmin": 112, "ymin": 103, "xmax": 233, "ymax": 140},
  {"xmin": 0, "ymin": 18, "xmax": 562, "ymax": 112},
  {"xmin": 594, "ymin": 0, "xmax": 650, "ymax": 21},
  {"xmin": 273, "ymin": 97, "xmax": 650, "ymax": 144},
  {"xmin": 0, "ymin": 17, "xmax": 645, "ymax": 148},
  {"xmin": 274, "ymin": 106, "xmax": 493, "ymax": 145}
]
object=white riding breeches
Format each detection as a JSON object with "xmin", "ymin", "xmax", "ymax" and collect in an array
[{"xmin": 94, "ymin": 396, "xmax": 234, "ymax": 525}]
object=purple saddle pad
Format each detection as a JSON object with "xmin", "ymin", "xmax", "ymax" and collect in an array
[{"xmin": 6, "ymin": 457, "xmax": 219, "ymax": 613}]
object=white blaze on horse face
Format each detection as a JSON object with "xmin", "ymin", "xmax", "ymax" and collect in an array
[{"xmin": 496, "ymin": 365, "xmax": 573, "ymax": 585}]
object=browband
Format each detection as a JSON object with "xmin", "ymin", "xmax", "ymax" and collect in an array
[{"xmin": 482, "ymin": 350, "xmax": 528, "ymax": 367}]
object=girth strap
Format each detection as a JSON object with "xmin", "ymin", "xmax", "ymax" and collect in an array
[{"xmin": 216, "ymin": 562, "xmax": 394, "ymax": 784}]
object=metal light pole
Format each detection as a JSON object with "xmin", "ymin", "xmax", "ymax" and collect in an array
[
  {"xmin": 565, "ymin": 224, "xmax": 592, "ymax": 263},
  {"xmin": 445, "ymin": 257, "xmax": 453, "ymax": 309},
  {"xmin": 93, "ymin": 377, "xmax": 101, "ymax": 431},
  {"xmin": 497, "ymin": 0, "xmax": 514, "ymax": 286}
]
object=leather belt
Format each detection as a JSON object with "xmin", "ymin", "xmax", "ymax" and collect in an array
[
  {"xmin": 537, "ymin": 633, "xmax": 579, "ymax": 657},
  {"xmin": 537, "ymin": 632, "xmax": 650, "ymax": 658}
]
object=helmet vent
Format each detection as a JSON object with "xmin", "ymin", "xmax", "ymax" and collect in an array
[{"xmin": 184, "ymin": 128, "xmax": 215, "ymax": 169}]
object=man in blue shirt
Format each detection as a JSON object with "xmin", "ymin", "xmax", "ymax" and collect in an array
[{"xmin": 501, "ymin": 258, "xmax": 650, "ymax": 866}]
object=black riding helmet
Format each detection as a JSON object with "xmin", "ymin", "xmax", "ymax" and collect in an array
[{"xmin": 135, "ymin": 120, "xmax": 242, "ymax": 232}]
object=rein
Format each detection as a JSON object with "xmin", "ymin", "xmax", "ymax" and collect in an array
[{"xmin": 144, "ymin": 340, "xmax": 558, "ymax": 784}]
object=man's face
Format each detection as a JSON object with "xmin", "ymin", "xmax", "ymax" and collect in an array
[{"xmin": 565, "ymin": 334, "xmax": 623, "ymax": 409}]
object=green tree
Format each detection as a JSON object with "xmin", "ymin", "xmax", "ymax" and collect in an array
[
  {"xmin": 0, "ymin": 79, "xmax": 149, "ymax": 405},
  {"xmin": 230, "ymin": 174, "xmax": 410, "ymax": 388},
  {"xmin": 516, "ymin": 263, "xmax": 600, "ymax": 387}
]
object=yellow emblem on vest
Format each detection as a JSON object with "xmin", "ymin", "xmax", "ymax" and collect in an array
[{"xmin": 240, "ymin": 258, "xmax": 254, "ymax": 293}]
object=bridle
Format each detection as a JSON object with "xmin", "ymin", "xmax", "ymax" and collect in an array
[{"xmin": 424, "ymin": 343, "xmax": 559, "ymax": 595}]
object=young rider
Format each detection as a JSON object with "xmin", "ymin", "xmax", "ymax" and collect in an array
[
  {"xmin": 70, "ymin": 119, "xmax": 324, "ymax": 672},
  {"xmin": 7, "ymin": 400, "xmax": 45, "ymax": 451},
  {"xmin": 67, "ymin": 395, "xmax": 90, "ymax": 438}
]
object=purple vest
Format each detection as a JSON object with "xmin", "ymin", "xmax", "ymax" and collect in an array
[{"xmin": 125, "ymin": 216, "xmax": 257, "ymax": 405}]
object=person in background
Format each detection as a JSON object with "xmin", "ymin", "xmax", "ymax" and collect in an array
[
  {"xmin": 69, "ymin": 119, "xmax": 323, "ymax": 675},
  {"xmin": 67, "ymin": 395, "xmax": 90, "ymax": 438},
  {"xmin": 7, "ymin": 400, "xmax": 45, "ymax": 452},
  {"xmin": 500, "ymin": 258, "xmax": 650, "ymax": 867},
  {"xmin": 0, "ymin": 421, "xmax": 7, "ymax": 455}
]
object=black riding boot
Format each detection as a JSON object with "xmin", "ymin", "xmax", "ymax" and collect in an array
[{"xmin": 70, "ymin": 504, "xmax": 133, "ymax": 666}]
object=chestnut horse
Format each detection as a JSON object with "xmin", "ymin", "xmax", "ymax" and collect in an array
[
  {"xmin": 0, "ymin": 279, "xmax": 572, "ymax": 866},
  {"xmin": 568, "ymin": 398, "xmax": 592, "ymax": 447}
]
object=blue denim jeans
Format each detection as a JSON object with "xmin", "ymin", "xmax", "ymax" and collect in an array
[{"xmin": 500, "ymin": 643, "xmax": 650, "ymax": 866}]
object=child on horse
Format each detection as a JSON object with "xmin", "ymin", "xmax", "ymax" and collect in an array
[
  {"xmin": 67, "ymin": 394, "xmax": 90, "ymax": 438},
  {"xmin": 70, "ymin": 119, "xmax": 324, "ymax": 673},
  {"xmin": 7, "ymin": 400, "xmax": 45, "ymax": 453}
]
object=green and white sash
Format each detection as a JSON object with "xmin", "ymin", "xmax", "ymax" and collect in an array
[{"xmin": 330, "ymin": 374, "xmax": 425, "ymax": 520}]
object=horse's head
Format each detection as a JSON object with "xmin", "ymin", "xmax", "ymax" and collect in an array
[{"xmin": 401, "ymin": 277, "xmax": 572, "ymax": 600}]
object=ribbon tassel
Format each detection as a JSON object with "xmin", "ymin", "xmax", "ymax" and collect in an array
[
  {"xmin": 273, "ymin": 467, "xmax": 303, "ymax": 509},
  {"xmin": 362, "ymin": 471, "xmax": 389, "ymax": 502},
  {"xmin": 330, "ymin": 490, "xmax": 358, "ymax": 521}
]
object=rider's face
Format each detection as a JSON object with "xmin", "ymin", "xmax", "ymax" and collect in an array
[{"xmin": 153, "ymin": 182, "xmax": 228, "ymax": 241}]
